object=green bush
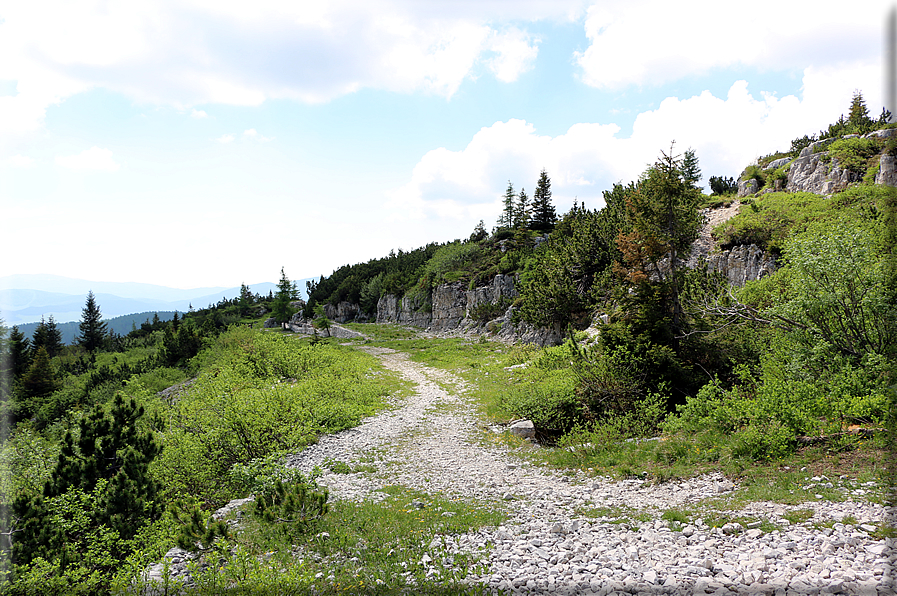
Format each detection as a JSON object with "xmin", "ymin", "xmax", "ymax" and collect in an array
[
  {"xmin": 827, "ymin": 137, "xmax": 881, "ymax": 174},
  {"xmin": 500, "ymin": 369, "xmax": 578, "ymax": 434},
  {"xmin": 152, "ymin": 327, "xmax": 396, "ymax": 507}
]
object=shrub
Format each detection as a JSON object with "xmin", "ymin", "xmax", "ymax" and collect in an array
[
  {"xmin": 827, "ymin": 137, "xmax": 881, "ymax": 174},
  {"xmin": 740, "ymin": 164, "xmax": 766, "ymax": 188}
]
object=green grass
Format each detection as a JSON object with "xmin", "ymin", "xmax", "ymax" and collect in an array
[{"xmin": 155, "ymin": 486, "xmax": 505, "ymax": 595}]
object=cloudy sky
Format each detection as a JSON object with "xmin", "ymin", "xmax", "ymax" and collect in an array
[{"xmin": 1, "ymin": 0, "xmax": 891, "ymax": 289}]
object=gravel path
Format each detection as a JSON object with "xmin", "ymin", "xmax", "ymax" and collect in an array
[{"xmin": 282, "ymin": 346, "xmax": 894, "ymax": 596}]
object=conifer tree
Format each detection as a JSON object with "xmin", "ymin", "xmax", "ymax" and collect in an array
[
  {"xmin": 273, "ymin": 268, "xmax": 298, "ymax": 325},
  {"xmin": 497, "ymin": 181, "xmax": 516, "ymax": 229},
  {"xmin": 615, "ymin": 146, "xmax": 702, "ymax": 337},
  {"xmin": 848, "ymin": 90, "xmax": 873, "ymax": 133},
  {"xmin": 78, "ymin": 291, "xmax": 108, "ymax": 353},
  {"xmin": 19, "ymin": 346, "xmax": 59, "ymax": 404},
  {"xmin": 31, "ymin": 315, "xmax": 64, "ymax": 358},
  {"xmin": 8, "ymin": 326, "xmax": 31, "ymax": 379},
  {"xmin": 531, "ymin": 169, "xmax": 557, "ymax": 232},
  {"xmin": 513, "ymin": 187, "xmax": 530, "ymax": 229},
  {"xmin": 12, "ymin": 393, "xmax": 162, "ymax": 567}
]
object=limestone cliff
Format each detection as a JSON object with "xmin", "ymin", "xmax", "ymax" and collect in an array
[{"xmin": 737, "ymin": 128, "xmax": 896, "ymax": 197}]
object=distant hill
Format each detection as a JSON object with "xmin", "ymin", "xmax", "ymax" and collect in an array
[
  {"xmin": 0, "ymin": 275, "xmax": 316, "ymax": 326},
  {"xmin": 17, "ymin": 311, "xmax": 179, "ymax": 345}
]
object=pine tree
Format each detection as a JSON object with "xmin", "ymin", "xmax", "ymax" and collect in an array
[
  {"xmin": 614, "ymin": 146, "xmax": 703, "ymax": 337},
  {"xmin": 681, "ymin": 148, "xmax": 701, "ymax": 189},
  {"xmin": 531, "ymin": 169, "xmax": 557, "ymax": 232},
  {"xmin": 848, "ymin": 90, "xmax": 873, "ymax": 133},
  {"xmin": 13, "ymin": 393, "xmax": 162, "ymax": 567},
  {"xmin": 8, "ymin": 326, "xmax": 31, "ymax": 379},
  {"xmin": 513, "ymin": 187, "xmax": 530, "ymax": 229},
  {"xmin": 32, "ymin": 315, "xmax": 64, "ymax": 358},
  {"xmin": 19, "ymin": 345, "xmax": 59, "ymax": 405},
  {"xmin": 78, "ymin": 291, "xmax": 108, "ymax": 353},
  {"xmin": 497, "ymin": 181, "xmax": 516, "ymax": 229},
  {"xmin": 273, "ymin": 268, "xmax": 298, "ymax": 325}
]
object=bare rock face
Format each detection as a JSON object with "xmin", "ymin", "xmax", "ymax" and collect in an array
[
  {"xmin": 705, "ymin": 244, "xmax": 776, "ymax": 286},
  {"xmin": 737, "ymin": 178, "xmax": 758, "ymax": 197},
  {"xmin": 324, "ymin": 301, "xmax": 363, "ymax": 323},
  {"xmin": 875, "ymin": 153, "xmax": 897, "ymax": 187},
  {"xmin": 786, "ymin": 152, "xmax": 856, "ymax": 195},
  {"xmin": 376, "ymin": 293, "xmax": 431, "ymax": 328}
]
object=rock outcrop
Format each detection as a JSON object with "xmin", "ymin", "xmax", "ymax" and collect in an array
[
  {"xmin": 785, "ymin": 152, "xmax": 856, "ymax": 195},
  {"xmin": 323, "ymin": 301, "xmax": 365, "ymax": 323},
  {"xmin": 705, "ymin": 244, "xmax": 776, "ymax": 286},
  {"xmin": 737, "ymin": 128, "xmax": 896, "ymax": 197},
  {"xmin": 374, "ymin": 274, "xmax": 561, "ymax": 346}
]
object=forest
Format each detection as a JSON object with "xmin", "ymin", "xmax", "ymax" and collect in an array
[{"xmin": 0, "ymin": 92, "xmax": 893, "ymax": 594}]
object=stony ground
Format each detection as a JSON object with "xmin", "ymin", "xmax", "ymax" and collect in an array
[{"xmin": 277, "ymin": 346, "xmax": 894, "ymax": 596}]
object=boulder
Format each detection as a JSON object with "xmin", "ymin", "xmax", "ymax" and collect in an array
[
  {"xmin": 263, "ymin": 317, "xmax": 279, "ymax": 328},
  {"xmin": 737, "ymin": 178, "xmax": 758, "ymax": 197},
  {"xmin": 508, "ymin": 419, "xmax": 536, "ymax": 440}
]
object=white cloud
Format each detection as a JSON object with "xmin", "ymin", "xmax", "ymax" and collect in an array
[
  {"xmin": 576, "ymin": 0, "xmax": 883, "ymax": 90},
  {"xmin": 243, "ymin": 128, "xmax": 273, "ymax": 142},
  {"xmin": 485, "ymin": 27, "xmax": 540, "ymax": 83},
  {"xmin": 389, "ymin": 63, "xmax": 883, "ymax": 222},
  {"xmin": 191, "ymin": 109, "xmax": 208, "ymax": 118},
  {"xmin": 0, "ymin": 0, "xmax": 578, "ymax": 140},
  {"xmin": 216, "ymin": 134, "xmax": 235, "ymax": 144},
  {"xmin": 55, "ymin": 147, "xmax": 120, "ymax": 171},
  {"xmin": 6, "ymin": 155, "xmax": 35, "ymax": 168}
]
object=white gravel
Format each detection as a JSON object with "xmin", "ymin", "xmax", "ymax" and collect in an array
[{"xmin": 280, "ymin": 346, "xmax": 895, "ymax": 595}]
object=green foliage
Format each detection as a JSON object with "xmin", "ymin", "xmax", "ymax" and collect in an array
[
  {"xmin": 500, "ymin": 369, "xmax": 578, "ymax": 434},
  {"xmin": 826, "ymin": 136, "xmax": 881, "ymax": 175},
  {"xmin": 498, "ymin": 180, "xmax": 515, "ymax": 230},
  {"xmin": 272, "ymin": 267, "xmax": 298, "ymax": 325},
  {"xmin": 252, "ymin": 478, "xmax": 329, "ymax": 536},
  {"xmin": 517, "ymin": 201, "xmax": 621, "ymax": 328},
  {"xmin": 77, "ymin": 291, "xmax": 108, "ymax": 353},
  {"xmin": 708, "ymin": 175, "xmax": 737, "ymax": 196},
  {"xmin": 531, "ymin": 169, "xmax": 557, "ymax": 232},
  {"xmin": 30, "ymin": 316, "xmax": 63, "ymax": 358},
  {"xmin": 171, "ymin": 501, "xmax": 229, "ymax": 551},
  {"xmin": 18, "ymin": 346, "xmax": 60, "ymax": 410},
  {"xmin": 740, "ymin": 164, "xmax": 766, "ymax": 188},
  {"xmin": 765, "ymin": 222, "xmax": 893, "ymax": 357},
  {"xmin": 712, "ymin": 191, "xmax": 831, "ymax": 254},
  {"xmin": 421, "ymin": 241, "xmax": 482, "ymax": 287},
  {"xmin": 153, "ymin": 327, "xmax": 395, "ymax": 507}
]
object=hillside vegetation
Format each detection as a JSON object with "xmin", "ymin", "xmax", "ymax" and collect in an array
[{"xmin": 0, "ymin": 96, "xmax": 893, "ymax": 593}]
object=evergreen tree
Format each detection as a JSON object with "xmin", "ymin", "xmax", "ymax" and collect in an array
[
  {"xmin": 497, "ymin": 181, "xmax": 516, "ymax": 229},
  {"xmin": 531, "ymin": 169, "xmax": 557, "ymax": 232},
  {"xmin": 513, "ymin": 187, "xmax": 530, "ymax": 229},
  {"xmin": 238, "ymin": 283, "xmax": 252, "ymax": 316},
  {"xmin": 273, "ymin": 268, "xmax": 298, "ymax": 325},
  {"xmin": 848, "ymin": 90, "xmax": 873, "ymax": 133},
  {"xmin": 77, "ymin": 291, "xmax": 108, "ymax": 353},
  {"xmin": 12, "ymin": 393, "xmax": 162, "ymax": 568},
  {"xmin": 8, "ymin": 326, "xmax": 31, "ymax": 379},
  {"xmin": 615, "ymin": 146, "xmax": 703, "ymax": 338},
  {"xmin": 32, "ymin": 315, "xmax": 64, "ymax": 358},
  {"xmin": 681, "ymin": 148, "xmax": 701, "ymax": 189},
  {"xmin": 19, "ymin": 346, "xmax": 59, "ymax": 404}
]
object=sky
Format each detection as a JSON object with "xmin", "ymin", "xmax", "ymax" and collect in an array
[{"xmin": 0, "ymin": 0, "xmax": 892, "ymax": 290}]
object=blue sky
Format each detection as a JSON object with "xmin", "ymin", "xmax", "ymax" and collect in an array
[{"xmin": 0, "ymin": 0, "xmax": 890, "ymax": 289}]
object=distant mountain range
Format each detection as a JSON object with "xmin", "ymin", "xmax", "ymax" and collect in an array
[{"xmin": 0, "ymin": 274, "xmax": 316, "ymax": 327}]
